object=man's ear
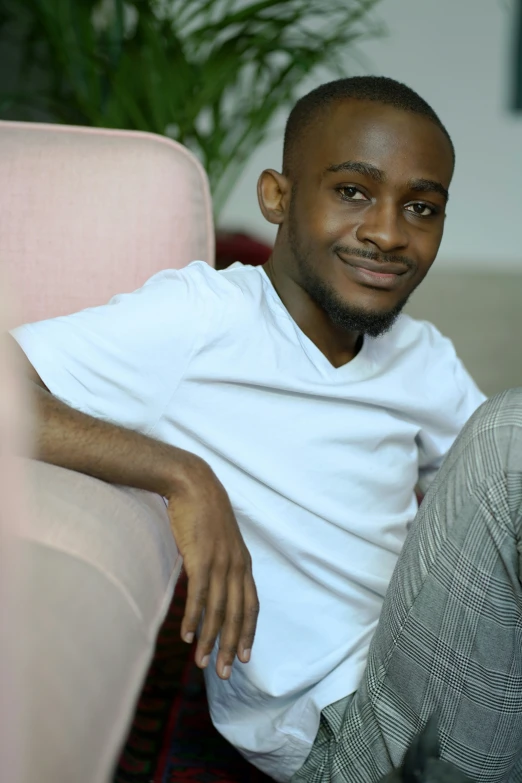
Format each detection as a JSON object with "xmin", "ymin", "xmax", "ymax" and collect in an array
[{"xmin": 257, "ymin": 169, "xmax": 291, "ymax": 226}]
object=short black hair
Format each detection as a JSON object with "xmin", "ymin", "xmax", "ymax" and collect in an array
[{"xmin": 282, "ymin": 76, "xmax": 455, "ymax": 175}]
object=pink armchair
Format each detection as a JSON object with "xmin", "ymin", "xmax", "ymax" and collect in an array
[{"xmin": 0, "ymin": 120, "xmax": 214, "ymax": 783}]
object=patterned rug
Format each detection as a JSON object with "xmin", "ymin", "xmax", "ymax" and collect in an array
[{"xmin": 113, "ymin": 572, "xmax": 273, "ymax": 783}]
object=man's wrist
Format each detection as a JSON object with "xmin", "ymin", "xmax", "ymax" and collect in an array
[{"xmin": 158, "ymin": 446, "xmax": 211, "ymax": 500}]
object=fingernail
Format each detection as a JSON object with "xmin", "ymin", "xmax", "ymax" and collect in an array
[
  {"xmin": 201, "ymin": 655, "xmax": 210, "ymax": 668},
  {"xmin": 242, "ymin": 649, "xmax": 251, "ymax": 663},
  {"xmin": 184, "ymin": 632, "xmax": 194, "ymax": 644},
  {"xmin": 222, "ymin": 665, "xmax": 232, "ymax": 679}
]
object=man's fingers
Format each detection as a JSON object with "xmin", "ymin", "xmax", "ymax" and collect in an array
[
  {"xmin": 238, "ymin": 572, "xmax": 259, "ymax": 664},
  {"xmin": 195, "ymin": 564, "xmax": 228, "ymax": 671},
  {"xmin": 181, "ymin": 571, "xmax": 208, "ymax": 646},
  {"xmin": 216, "ymin": 570, "xmax": 245, "ymax": 679},
  {"xmin": 180, "ymin": 548, "xmax": 258, "ymax": 680}
]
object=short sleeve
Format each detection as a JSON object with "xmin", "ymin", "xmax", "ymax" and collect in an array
[
  {"xmin": 9, "ymin": 262, "xmax": 215, "ymax": 434},
  {"xmin": 416, "ymin": 333, "xmax": 487, "ymax": 495}
]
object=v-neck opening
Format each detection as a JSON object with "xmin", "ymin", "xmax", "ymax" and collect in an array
[{"xmin": 258, "ymin": 265, "xmax": 374, "ymax": 377}]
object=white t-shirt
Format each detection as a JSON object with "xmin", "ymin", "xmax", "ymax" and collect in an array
[{"xmin": 11, "ymin": 261, "xmax": 486, "ymax": 781}]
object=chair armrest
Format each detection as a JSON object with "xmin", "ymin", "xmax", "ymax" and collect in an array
[{"xmin": 19, "ymin": 460, "xmax": 183, "ymax": 783}]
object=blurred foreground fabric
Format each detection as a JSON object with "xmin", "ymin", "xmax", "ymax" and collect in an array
[{"xmin": 0, "ymin": 284, "xmax": 27, "ymax": 783}]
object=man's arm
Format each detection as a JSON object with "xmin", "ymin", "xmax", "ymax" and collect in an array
[{"xmin": 7, "ymin": 335, "xmax": 258, "ymax": 680}]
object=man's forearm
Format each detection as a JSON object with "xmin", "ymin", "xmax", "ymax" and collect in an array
[
  {"xmin": 28, "ymin": 382, "xmax": 197, "ymax": 497},
  {"xmin": 7, "ymin": 335, "xmax": 259, "ymax": 677}
]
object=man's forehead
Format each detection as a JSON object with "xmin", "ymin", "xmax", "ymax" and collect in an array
[
  {"xmin": 302, "ymin": 99, "xmax": 454, "ymax": 183},
  {"xmin": 309, "ymin": 97, "xmax": 433, "ymax": 137}
]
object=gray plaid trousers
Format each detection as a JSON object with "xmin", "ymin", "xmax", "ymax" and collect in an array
[{"xmin": 293, "ymin": 389, "xmax": 522, "ymax": 783}]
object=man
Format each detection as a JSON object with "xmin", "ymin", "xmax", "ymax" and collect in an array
[{"xmin": 7, "ymin": 77, "xmax": 522, "ymax": 782}]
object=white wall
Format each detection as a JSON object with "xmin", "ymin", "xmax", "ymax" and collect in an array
[{"xmin": 219, "ymin": 0, "xmax": 522, "ymax": 269}]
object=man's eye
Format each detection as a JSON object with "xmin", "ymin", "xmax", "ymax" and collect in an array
[
  {"xmin": 338, "ymin": 186, "xmax": 366, "ymax": 201},
  {"xmin": 406, "ymin": 203, "xmax": 435, "ymax": 217}
]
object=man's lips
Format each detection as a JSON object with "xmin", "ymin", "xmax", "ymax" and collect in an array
[
  {"xmin": 336, "ymin": 252, "xmax": 411, "ymax": 291},
  {"xmin": 336, "ymin": 252, "xmax": 409, "ymax": 277}
]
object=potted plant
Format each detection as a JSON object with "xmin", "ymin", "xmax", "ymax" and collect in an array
[{"xmin": 0, "ymin": 0, "xmax": 383, "ymax": 215}]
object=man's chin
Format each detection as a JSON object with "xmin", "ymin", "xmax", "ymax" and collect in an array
[
  {"xmin": 334, "ymin": 315, "xmax": 401, "ymax": 339},
  {"xmin": 326, "ymin": 298, "xmax": 409, "ymax": 338}
]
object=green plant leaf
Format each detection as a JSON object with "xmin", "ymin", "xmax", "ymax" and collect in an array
[{"xmin": 0, "ymin": 0, "xmax": 385, "ymax": 217}]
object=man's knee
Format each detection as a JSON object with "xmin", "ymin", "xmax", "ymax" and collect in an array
[
  {"xmin": 467, "ymin": 388, "xmax": 522, "ymax": 435},
  {"xmin": 463, "ymin": 389, "xmax": 522, "ymax": 479}
]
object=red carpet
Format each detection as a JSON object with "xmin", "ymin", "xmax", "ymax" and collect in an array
[{"xmin": 114, "ymin": 572, "xmax": 273, "ymax": 783}]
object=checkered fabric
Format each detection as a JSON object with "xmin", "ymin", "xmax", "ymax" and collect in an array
[{"xmin": 293, "ymin": 389, "xmax": 522, "ymax": 783}]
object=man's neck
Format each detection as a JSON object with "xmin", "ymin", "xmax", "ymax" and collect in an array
[{"xmin": 262, "ymin": 259, "xmax": 362, "ymax": 369}]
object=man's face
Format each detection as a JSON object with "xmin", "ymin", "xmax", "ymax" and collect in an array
[{"xmin": 274, "ymin": 100, "xmax": 454, "ymax": 337}]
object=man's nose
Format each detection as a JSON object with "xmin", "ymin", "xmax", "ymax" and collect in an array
[{"xmin": 355, "ymin": 200, "xmax": 408, "ymax": 253}]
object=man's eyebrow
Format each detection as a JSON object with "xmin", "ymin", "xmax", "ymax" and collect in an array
[
  {"xmin": 408, "ymin": 178, "xmax": 449, "ymax": 202},
  {"xmin": 325, "ymin": 160, "xmax": 386, "ymax": 183},
  {"xmin": 325, "ymin": 162, "xmax": 450, "ymax": 203}
]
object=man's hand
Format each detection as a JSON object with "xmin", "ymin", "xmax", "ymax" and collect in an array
[{"xmin": 166, "ymin": 455, "xmax": 259, "ymax": 680}]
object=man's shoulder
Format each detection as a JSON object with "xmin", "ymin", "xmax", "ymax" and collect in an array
[
  {"xmin": 141, "ymin": 262, "xmax": 269, "ymax": 340},
  {"xmin": 216, "ymin": 261, "xmax": 270, "ymax": 299},
  {"xmin": 141, "ymin": 260, "xmax": 223, "ymax": 292},
  {"xmin": 377, "ymin": 314, "xmax": 453, "ymax": 356},
  {"xmin": 143, "ymin": 261, "xmax": 265, "ymax": 303},
  {"xmin": 373, "ymin": 314, "xmax": 466, "ymax": 388},
  {"xmin": 189, "ymin": 261, "xmax": 271, "ymax": 321}
]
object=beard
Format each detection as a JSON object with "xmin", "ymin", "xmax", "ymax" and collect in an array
[
  {"xmin": 294, "ymin": 263, "xmax": 411, "ymax": 338},
  {"xmin": 288, "ymin": 208, "xmax": 413, "ymax": 339}
]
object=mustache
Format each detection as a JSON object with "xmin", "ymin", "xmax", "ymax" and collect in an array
[{"xmin": 334, "ymin": 245, "xmax": 417, "ymax": 272}]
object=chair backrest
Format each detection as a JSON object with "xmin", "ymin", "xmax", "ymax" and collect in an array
[{"xmin": 0, "ymin": 121, "xmax": 214, "ymax": 327}]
